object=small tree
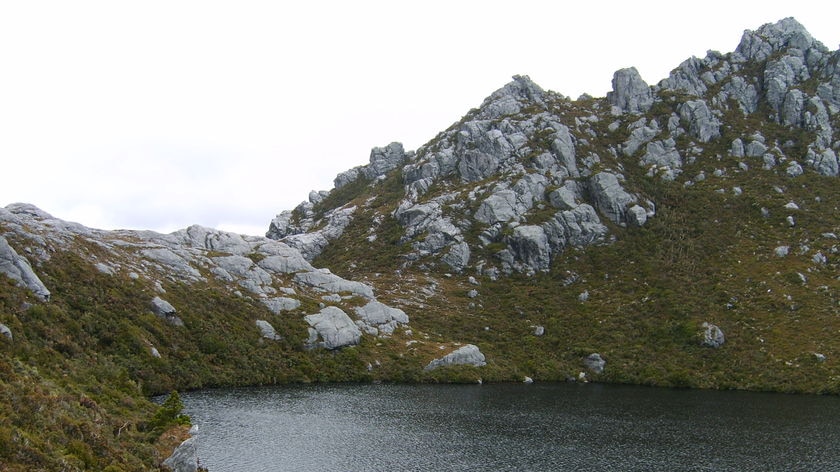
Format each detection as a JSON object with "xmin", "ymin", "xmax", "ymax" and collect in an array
[{"xmin": 149, "ymin": 391, "xmax": 191, "ymax": 436}]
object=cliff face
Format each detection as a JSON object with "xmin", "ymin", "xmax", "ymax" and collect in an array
[{"xmin": 0, "ymin": 16, "xmax": 839, "ymax": 471}]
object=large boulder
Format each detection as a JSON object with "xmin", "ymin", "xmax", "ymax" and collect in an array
[
  {"xmin": 641, "ymin": 139, "xmax": 682, "ymax": 170},
  {"xmin": 304, "ymin": 306, "xmax": 361, "ymax": 350},
  {"xmin": 543, "ymin": 204, "xmax": 610, "ymax": 250},
  {"xmin": 424, "ymin": 344, "xmax": 487, "ymax": 371},
  {"xmin": 261, "ymin": 297, "xmax": 301, "ymax": 314},
  {"xmin": 0, "ymin": 235, "xmax": 51, "ymax": 301}
]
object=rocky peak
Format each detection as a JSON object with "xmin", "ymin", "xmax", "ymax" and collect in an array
[
  {"xmin": 475, "ymin": 74, "xmax": 547, "ymax": 120},
  {"xmin": 734, "ymin": 17, "xmax": 821, "ymax": 62},
  {"xmin": 266, "ymin": 17, "xmax": 839, "ymax": 277}
]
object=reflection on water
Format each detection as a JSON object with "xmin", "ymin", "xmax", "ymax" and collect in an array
[{"xmin": 181, "ymin": 383, "xmax": 840, "ymax": 471}]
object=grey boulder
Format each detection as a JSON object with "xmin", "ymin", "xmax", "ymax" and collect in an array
[
  {"xmin": 353, "ymin": 300, "xmax": 409, "ymax": 336},
  {"xmin": 701, "ymin": 322, "xmax": 725, "ymax": 348},
  {"xmin": 583, "ymin": 353, "xmax": 606, "ymax": 374},
  {"xmin": 425, "ymin": 344, "xmax": 487, "ymax": 371},
  {"xmin": 150, "ymin": 297, "xmax": 184, "ymax": 326},
  {"xmin": 304, "ymin": 306, "xmax": 361, "ymax": 350},
  {"xmin": 255, "ymin": 320, "xmax": 282, "ymax": 341}
]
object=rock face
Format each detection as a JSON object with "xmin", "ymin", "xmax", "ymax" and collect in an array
[
  {"xmin": 304, "ymin": 306, "xmax": 362, "ymax": 350},
  {"xmin": 0, "ymin": 234, "xmax": 50, "ymax": 301},
  {"xmin": 424, "ymin": 344, "xmax": 487, "ymax": 371}
]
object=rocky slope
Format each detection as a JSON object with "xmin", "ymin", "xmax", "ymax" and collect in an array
[
  {"xmin": 266, "ymin": 16, "xmax": 839, "ymax": 392},
  {"xmin": 0, "ymin": 16, "xmax": 839, "ymax": 471}
]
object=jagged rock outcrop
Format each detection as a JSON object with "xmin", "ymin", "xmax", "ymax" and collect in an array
[
  {"xmin": 424, "ymin": 344, "xmax": 487, "ymax": 371},
  {"xmin": 588, "ymin": 172, "xmax": 641, "ymax": 226},
  {"xmin": 608, "ymin": 67, "xmax": 654, "ymax": 114},
  {"xmin": 335, "ymin": 142, "xmax": 411, "ymax": 188},
  {"xmin": 678, "ymin": 100, "xmax": 720, "ymax": 142},
  {"xmin": 267, "ymin": 205, "xmax": 357, "ymax": 261},
  {"xmin": 0, "ymin": 234, "xmax": 50, "ymax": 301}
]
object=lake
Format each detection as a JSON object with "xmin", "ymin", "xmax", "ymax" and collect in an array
[{"xmin": 180, "ymin": 382, "xmax": 840, "ymax": 471}]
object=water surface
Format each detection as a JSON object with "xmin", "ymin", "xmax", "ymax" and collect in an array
[{"xmin": 181, "ymin": 383, "xmax": 840, "ymax": 471}]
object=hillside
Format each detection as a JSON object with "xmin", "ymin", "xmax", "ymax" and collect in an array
[{"xmin": 0, "ymin": 17, "xmax": 839, "ymax": 471}]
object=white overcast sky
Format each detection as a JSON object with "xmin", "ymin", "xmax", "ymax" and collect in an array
[{"xmin": 1, "ymin": 1, "xmax": 838, "ymax": 236}]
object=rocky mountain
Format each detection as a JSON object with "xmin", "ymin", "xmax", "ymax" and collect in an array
[
  {"xmin": 0, "ymin": 17, "xmax": 839, "ymax": 471},
  {"xmin": 264, "ymin": 17, "xmax": 839, "ymax": 391},
  {"xmin": 270, "ymin": 17, "xmax": 838, "ymax": 277}
]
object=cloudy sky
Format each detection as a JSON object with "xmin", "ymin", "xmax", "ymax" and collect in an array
[{"xmin": 1, "ymin": 1, "xmax": 838, "ymax": 236}]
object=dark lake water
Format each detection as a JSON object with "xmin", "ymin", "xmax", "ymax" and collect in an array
[{"xmin": 180, "ymin": 382, "xmax": 840, "ymax": 471}]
